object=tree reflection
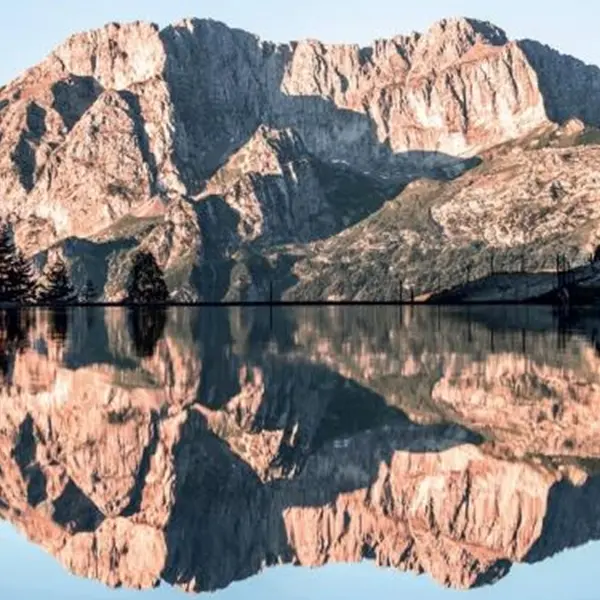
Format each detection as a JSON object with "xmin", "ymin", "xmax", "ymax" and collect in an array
[
  {"xmin": 0, "ymin": 308, "xmax": 34, "ymax": 380},
  {"xmin": 127, "ymin": 307, "xmax": 167, "ymax": 358},
  {"xmin": 47, "ymin": 307, "xmax": 69, "ymax": 347}
]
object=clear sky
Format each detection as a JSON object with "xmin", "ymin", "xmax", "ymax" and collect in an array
[
  {"xmin": 0, "ymin": 0, "xmax": 600, "ymax": 84},
  {"xmin": 1, "ymin": 520, "xmax": 600, "ymax": 600}
]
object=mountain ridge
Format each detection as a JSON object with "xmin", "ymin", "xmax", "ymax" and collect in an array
[{"xmin": 2, "ymin": 16, "xmax": 600, "ymax": 300}]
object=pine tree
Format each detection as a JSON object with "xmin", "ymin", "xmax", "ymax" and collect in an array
[
  {"xmin": 0, "ymin": 223, "xmax": 33, "ymax": 303},
  {"xmin": 81, "ymin": 278, "xmax": 98, "ymax": 303},
  {"xmin": 126, "ymin": 252, "xmax": 169, "ymax": 304},
  {"xmin": 10, "ymin": 249, "xmax": 34, "ymax": 303},
  {"xmin": 37, "ymin": 259, "xmax": 75, "ymax": 304},
  {"xmin": 0, "ymin": 225, "xmax": 14, "ymax": 301}
]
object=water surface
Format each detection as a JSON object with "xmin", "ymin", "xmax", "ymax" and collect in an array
[{"xmin": 0, "ymin": 305, "xmax": 599, "ymax": 599}]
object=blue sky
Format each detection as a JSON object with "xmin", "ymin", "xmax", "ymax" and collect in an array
[
  {"xmin": 1, "ymin": 520, "xmax": 600, "ymax": 600},
  {"xmin": 0, "ymin": 0, "xmax": 599, "ymax": 84}
]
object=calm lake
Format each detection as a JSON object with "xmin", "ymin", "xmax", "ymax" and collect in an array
[{"xmin": 0, "ymin": 305, "xmax": 599, "ymax": 599}]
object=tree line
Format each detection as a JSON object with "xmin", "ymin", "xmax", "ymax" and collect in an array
[{"xmin": 0, "ymin": 222, "xmax": 169, "ymax": 304}]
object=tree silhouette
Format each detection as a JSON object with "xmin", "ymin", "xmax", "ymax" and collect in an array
[
  {"xmin": 47, "ymin": 308, "xmax": 69, "ymax": 347},
  {"xmin": 126, "ymin": 252, "xmax": 169, "ymax": 304},
  {"xmin": 81, "ymin": 278, "xmax": 98, "ymax": 303},
  {"xmin": 10, "ymin": 249, "xmax": 35, "ymax": 303},
  {"xmin": 127, "ymin": 307, "xmax": 167, "ymax": 358},
  {"xmin": 0, "ymin": 308, "xmax": 34, "ymax": 380},
  {"xmin": 0, "ymin": 223, "xmax": 34, "ymax": 303},
  {"xmin": 0, "ymin": 225, "xmax": 15, "ymax": 301},
  {"xmin": 37, "ymin": 259, "xmax": 75, "ymax": 304}
]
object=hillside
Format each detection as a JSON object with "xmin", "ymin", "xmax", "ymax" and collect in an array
[{"xmin": 2, "ymin": 17, "xmax": 600, "ymax": 299}]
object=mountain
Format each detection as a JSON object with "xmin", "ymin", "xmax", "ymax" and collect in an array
[
  {"xmin": 2, "ymin": 17, "xmax": 600, "ymax": 299},
  {"xmin": 1, "ymin": 306, "xmax": 600, "ymax": 592}
]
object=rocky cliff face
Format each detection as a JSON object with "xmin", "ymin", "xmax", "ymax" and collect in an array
[
  {"xmin": 1, "ymin": 305, "xmax": 600, "ymax": 593},
  {"xmin": 2, "ymin": 17, "xmax": 600, "ymax": 299},
  {"xmin": 287, "ymin": 121, "xmax": 600, "ymax": 301}
]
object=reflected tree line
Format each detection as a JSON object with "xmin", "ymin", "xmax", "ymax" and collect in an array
[
  {"xmin": 0, "ymin": 309, "xmax": 33, "ymax": 378},
  {"xmin": 0, "ymin": 306, "xmax": 168, "ymax": 382},
  {"xmin": 2, "ymin": 301, "xmax": 599, "ymax": 385}
]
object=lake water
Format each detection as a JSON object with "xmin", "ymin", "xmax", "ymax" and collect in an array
[{"xmin": 0, "ymin": 305, "xmax": 600, "ymax": 599}]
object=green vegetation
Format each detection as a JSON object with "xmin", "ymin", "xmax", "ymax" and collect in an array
[
  {"xmin": 36, "ymin": 259, "xmax": 76, "ymax": 303},
  {"xmin": 0, "ymin": 222, "xmax": 34, "ymax": 303},
  {"xmin": 93, "ymin": 214, "xmax": 163, "ymax": 243}
]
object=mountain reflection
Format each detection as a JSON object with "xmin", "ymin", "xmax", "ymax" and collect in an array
[{"xmin": 0, "ymin": 305, "xmax": 600, "ymax": 593}]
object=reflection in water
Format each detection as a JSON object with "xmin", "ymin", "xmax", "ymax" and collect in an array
[
  {"xmin": 0, "ymin": 309, "xmax": 32, "ymax": 378},
  {"xmin": 47, "ymin": 307, "xmax": 69, "ymax": 345},
  {"xmin": 0, "ymin": 306, "xmax": 599, "ymax": 594},
  {"xmin": 127, "ymin": 307, "xmax": 167, "ymax": 358}
]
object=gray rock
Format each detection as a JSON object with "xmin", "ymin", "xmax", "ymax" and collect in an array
[{"xmin": 1, "ymin": 16, "xmax": 600, "ymax": 299}]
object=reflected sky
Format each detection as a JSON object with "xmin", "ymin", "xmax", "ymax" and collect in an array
[{"xmin": 2, "ymin": 520, "xmax": 600, "ymax": 600}]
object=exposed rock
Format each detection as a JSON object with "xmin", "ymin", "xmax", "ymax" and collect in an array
[
  {"xmin": 284, "ymin": 130, "xmax": 600, "ymax": 301},
  {"xmin": 2, "ymin": 17, "xmax": 600, "ymax": 299},
  {"xmin": 53, "ymin": 21, "xmax": 165, "ymax": 91},
  {"xmin": 1, "ymin": 306, "xmax": 600, "ymax": 593}
]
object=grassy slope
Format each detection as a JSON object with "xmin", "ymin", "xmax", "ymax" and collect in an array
[{"xmin": 270, "ymin": 125, "xmax": 600, "ymax": 302}]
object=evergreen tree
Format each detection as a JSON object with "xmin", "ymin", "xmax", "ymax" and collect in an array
[
  {"xmin": 81, "ymin": 278, "xmax": 98, "ymax": 303},
  {"xmin": 0, "ymin": 223, "xmax": 33, "ymax": 303},
  {"xmin": 126, "ymin": 252, "xmax": 169, "ymax": 304},
  {"xmin": 10, "ymin": 249, "xmax": 34, "ymax": 303},
  {"xmin": 37, "ymin": 259, "xmax": 75, "ymax": 304},
  {"xmin": 0, "ymin": 225, "xmax": 14, "ymax": 301}
]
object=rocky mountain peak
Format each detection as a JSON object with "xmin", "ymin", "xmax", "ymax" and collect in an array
[
  {"xmin": 428, "ymin": 17, "xmax": 508, "ymax": 45},
  {"xmin": 2, "ymin": 15, "xmax": 600, "ymax": 301},
  {"xmin": 51, "ymin": 20, "xmax": 165, "ymax": 90},
  {"xmin": 410, "ymin": 17, "xmax": 509, "ymax": 76}
]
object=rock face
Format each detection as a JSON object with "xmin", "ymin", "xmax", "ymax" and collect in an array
[
  {"xmin": 288, "ymin": 124, "xmax": 600, "ymax": 301},
  {"xmin": 1, "ymin": 305, "xmax": 600, "ymax": 593},
  {"xmin": 2, "ymin": 17, "xmax": 600, "ymax": 299}
]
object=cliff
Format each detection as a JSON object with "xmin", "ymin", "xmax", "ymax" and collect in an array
[{"xmin": 2, "ymin": 17, "xmax": 600, "ymax": 299}]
